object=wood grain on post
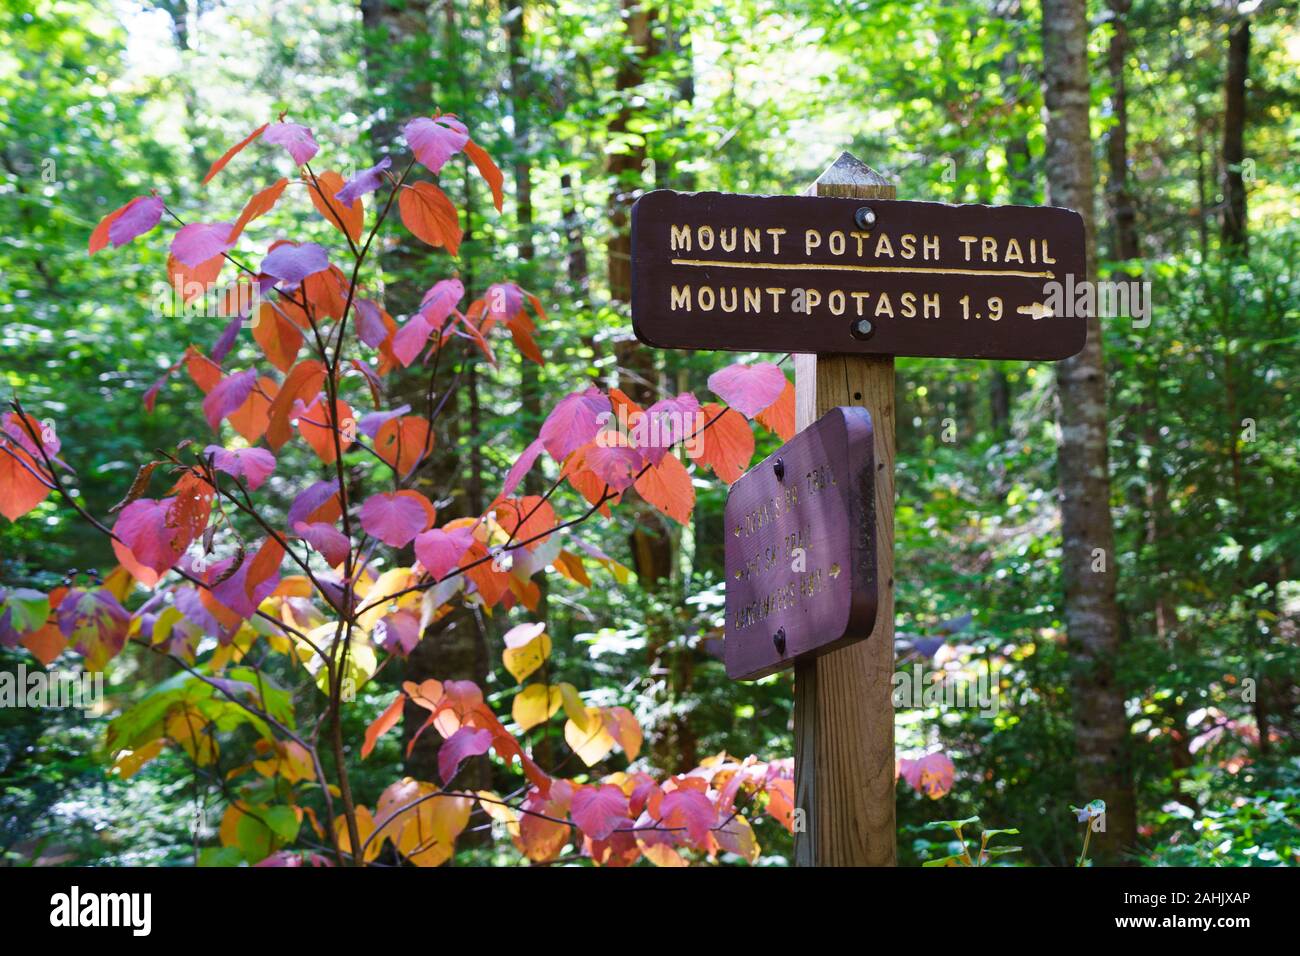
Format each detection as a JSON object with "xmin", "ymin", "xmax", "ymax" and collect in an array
[{"xmin": 793, "ymin": 152, "xmax": 897, "ymax": 866}]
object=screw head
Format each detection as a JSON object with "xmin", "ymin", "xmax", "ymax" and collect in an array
[
  {"xmin": 854, "ymin": 206, "xmax": 877, "ymax": 229},
  {"xmin": 773, "ymin": 628, "xmax": 787, "ymax": 655},
  {"xmin": 850, "ymin": 317, "xmax": 875, "ymax": 340},
  {"xmin": 774, "ymin": 457, "xmax": 785, "ymax": 481}
]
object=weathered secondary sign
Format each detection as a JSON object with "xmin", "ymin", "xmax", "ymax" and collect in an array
[
  {"xmin": 631, "ymin": 190, "xmax": 1087, "ymax": 360},
  {"xmin": 724, "ymin": 406, "xmax": 876, "ymax": 681}
]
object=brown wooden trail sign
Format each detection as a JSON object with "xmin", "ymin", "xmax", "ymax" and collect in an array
[
  {"xmin": 631, "ymin": 189, "xmax": 1087, "ymax": 361},
  {"xmin": 724, "ymin": 406, "xmax": 876, "ymax": 681},
  {"xmin": 628, "ymin": 151, "xmax": 1087, "ymax": 867}
]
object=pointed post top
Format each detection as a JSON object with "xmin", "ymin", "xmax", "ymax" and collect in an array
[{"xmin": 806, "ymin": 151, "xmax": 896, "ymax": 200}]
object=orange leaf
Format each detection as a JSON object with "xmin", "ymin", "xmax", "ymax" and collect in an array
[
  {"xmin": 22, "ymin": 621, "xmax": 67, "ymax": 667},
  {"xmin": 398, "ymin": 181, "xmax": 461, "ymax": 254},
  {"xmin": 297, "ymin": 397, "xmax": 354, "ymax": 464},
  {"xmin": 0, "ymin": 442, "xmax": 52, "ymax": 522},
  {"xmin": 202, "ymin": 123, "xmax": 269, "ymax": 186},
  {"xmin": 245, "ymin": 536, "xmax": 285, "ymax": 602},
  {"xmin": 228, "ymin": 177, "xmax": 288, "ymax": 243},
  {"xmin": 266, "ymin": 360, "xmax": 326, "ymax": 452},
  {"xmin": 362, "ymin": 692, "xmax": 405, "ymax": 759},
  {"xmin": 696, "ymin": 403, "xmax": 754, "ymax": 484},
  {"xmin": 228, "ymin": 376, "xmax": 277, "ymax": 444},
  {"xmin": 755, "ymin": 378, "xmax": 795, "ymax": 441},
  {"xmin": 167, "ymin": 253, "xmax": 224, "ymax": 303},
  {"xmin": 495, "ymin": 496, "xmax": 556, "ymax": 551},
  {"xmin": 374, "ymin": 415, "xmax": 432, "ymax": 476},
  {"xmin": 309, "ymin": 170, "xmax": 363, "ymax": 244},
  {"xmin": 633, "ymin": 452, "xmax": 694, "ymax": 525},
  {"xmin": 252, "ymin": 304, "xmax": 303, "ymax": 372},
  {"xmin": 464, "ymin": 140, "xmax": 504, "ymax": 213},
  {"xmin": 183, "ymin": 346, "xmax": 224, "ymax": 393}
]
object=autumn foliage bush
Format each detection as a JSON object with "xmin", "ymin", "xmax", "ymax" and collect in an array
[{"xmin": 0, "ymin": 111, "xmax": 814, "ymax": 866}]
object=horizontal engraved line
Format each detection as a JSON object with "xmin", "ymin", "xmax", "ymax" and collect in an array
[{"xmin": 669, "ymin": 257, "xmax": 1057, "ymax": 280}]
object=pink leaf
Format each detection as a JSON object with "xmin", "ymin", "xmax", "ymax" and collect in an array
[
  {"xmin": 658, "ymin": 788, "xmax": 717, "ymax": 845},
  {"xmin": 335, "ymin": 157, "xmax": 391, "ymax": 208},
  {"xmin": 438, "ymin": 726, "xmax": 493, "ymax": 785},
  {"xmin": 107, "ymin": 196, "xmax": 165, "ymax": 248},
  {"xmin": 293, "ymin": 521, "xmax": 351, "ymax": 567},
  {"xmin": 287, "ymin": 479, "xmax": 341, "ymax": 528},
  {"xmin": 202, "ymin": 370, "xmax": 258, "ymax": 432},
  {"xmin": 485, "ymin": 282, "xmax": 525, "ymax": 324},
  {"xmin": 571, "ymin": 784, "xmax": 630, "ymax": 842},
  {"xmin": 707, "ymin": 362, "xmax": 787, "ymax": 419},
  {"xmin": 263, "ymin": 122, "xmax": 319, "ymax": 165},
  {"xmin": 392, "ymin": 313, "xmax": 434, "ymax": 368},
  {"xmin": 403, "ymin": 115, "xmax": 469, "ymax": 174},
  {"xmin": 502, "ymin": 439, "xmax": 545, "ymax": 499},
  {"xmin": 112, "ymin": 498, "xmax": 182, "ymax": 579},
  {"xmin": 641, "ymin": 392, "xmax": 701, "ymax": 465},
  {"xmin": 354, "ymin": 299, "xmax": 388, "ymax": 348},
  {"xmin": 358, "ymin": 490, "xmax": 435, "ymax": 548},
  {"xmin": 204, "ymin": 445, "xmax": 275, "ymax": 491},
  {"xmin": 899, "ymin": 751, "xmax": 955, "ymax": 800},
  {"xmin": 413, "ymin": 526, "xmax": 474, "ymax": 580},
  {"xmin": 502, "ymin": 621, "xmax": 545, "ymax": 649},
  {"xmin": 584, "ymin": 440, "xmax": 641, "ymax": 492},
  {"xmin": 171, "ymin": 222, "xmax": 236, "ymax": 269},
  {"xmin": 540, "ymin": 388, "xmax": 610, "ymax": 463},
  {"xmin": 261, "ymin": 242, "xmax": 329, "ymax": 285},
  {"xmin": 420, "ymin": 278, "xmax": 464, "ymax": 325}
]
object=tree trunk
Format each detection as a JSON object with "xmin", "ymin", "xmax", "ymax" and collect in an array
[
  {"xmin": 1221, "ymin": 10, "xmax": 1250, "ymax": 254},
  {"xmin": 1106, "ymin": 0, "xmax": 1139, "ymax": 261},
  {"xmin": 507, "ymin": 1, "xmax": 548, "ymax": 627},
  {"xmin": 1041, "ymin": 0, "xmax": 1138, "ymax": 864},
  {"xmin": 361, "ymin": 0, "xmax": 490, "ymax": 793}
]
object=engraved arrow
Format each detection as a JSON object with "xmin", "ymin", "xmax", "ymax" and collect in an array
[{"xmin": 1016, "ymin": 301, "xmax": 1054, "ymax": 320}]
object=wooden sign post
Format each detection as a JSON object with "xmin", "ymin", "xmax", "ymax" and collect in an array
[
  {"xmin": 629, "ymin": 151, "xmax": 1086, "ymax": 867},
  {"xmin": 792, "ymin": 154, "xmax": 897, "ymax": 866}
]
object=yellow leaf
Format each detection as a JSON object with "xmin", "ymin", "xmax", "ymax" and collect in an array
[
  {"xmin": 334, "ymin": 805, "xmax": 382, "ymax": 863},
  {"xmin": 512, "ymin": 683, "xmax": 562, "ymax": 731},
  {"xmin": 111, "ymin": 739, "xmax": 164, "ymax": 779},
  {"xmin": 565, "ymin": 707, "xmax": 617, "ymax": 766},
  {"xmin": 502, "ymin": 633, "xmax": 551, "ymax": 683},
  {"xmin": 558, "ymin": 682, "xmax": 589, "ymax": 731},
  {"xmin": 166, "ymin": 709, "xmax": 218, "ymax": 766}
]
